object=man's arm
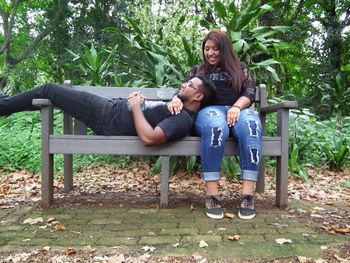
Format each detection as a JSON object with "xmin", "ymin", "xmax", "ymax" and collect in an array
[{"xmin": 128, "ymin": 92, "xmax": 168, "ymax": 146}]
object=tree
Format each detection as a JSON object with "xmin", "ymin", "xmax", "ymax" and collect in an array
[{"xmin": 0, "ymin": 0, "xmax": 66, "ymax": 91}]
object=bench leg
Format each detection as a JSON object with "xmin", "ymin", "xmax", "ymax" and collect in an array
[
  {"xmin": 256, "ymin": 156, "xmax": 265, "ymax": 193},
  {"xmin": 42, "ymin": 153, "xmax": 54, "ymax": 208},
  {"xmin": 276, "ymin": 156, "xmax": 288, "ymax": 208},
  {"xmin": 64, "ymin": 154, "xmax": 73, "ymax": 192},
  {"xmin": 160, "ymin": 156, "xmax": 170, "ymax": 208},
  {"xmin": 276, "ymin": 109, "xmax": 289, "ymax": 208}
]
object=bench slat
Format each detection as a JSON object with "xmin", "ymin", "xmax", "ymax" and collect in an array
[{"xmin": 49, "ymin": 135, "xmax": 281, "ymax": 156}]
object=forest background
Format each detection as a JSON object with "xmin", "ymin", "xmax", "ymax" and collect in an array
[{"xmin": 0, "ymin": 0, "xmax": 349, "ymax": 184}]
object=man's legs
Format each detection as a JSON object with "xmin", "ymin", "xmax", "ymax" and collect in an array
[
  {"xmin": 194, "ymin": 106, "xmax": 229, "ymax": 220},
  {"xmin": 0, "ymin": 83, "xmax": 109, "ymax": 134},
  {"xmin": 232, "ymin": 109, "xmax": 263, "ymax": 219}
]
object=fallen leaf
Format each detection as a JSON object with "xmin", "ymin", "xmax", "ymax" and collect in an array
[
  {"xmin": 172, "ymin": 242, "xmax": 180, "ymax": 248},
  {"xmin": 190, "ymin": 204, "xmax": 198, "ymax": 211},
  {"xmin": 199, "ymin": 240, "xmax": 208, "ymax": 248},
  {"xmin": 297, "ymin": 256, "xmax": 309, "ymax": 262},
  {"xmin": 228, "ymin": 235, "xmax": 240, "ymax": 241},
  {"xmin": 46, "ymin": 217, "xmax": 56, "ymax": 222},
  {"xmin": 275, "ymin": 238, "xmax": 292, "ymax": 244},
  {"xmin": 314, "ymin": 259, "xmax": 327, "ymax": 263},
  {"xmin": 23, "ymin": 217, "xmax": 43, "ymax": 225},
  {"xmin": 139, "ymin": 253, "xmax": 151, "ymax": 260},
  {"xmin": 192, "ymin": 252, "xmax": 202, "ymax": 260},
  {"xmin": 313, "ymin": 206, "xmax": 325, "ymax": 211},
  {"xmin": 320, "ymin": 245, "xmax": 328, "ymax": 250},
  {"xmin": 330, "ymin": 226, "xmax": 350, "ymax": 234},
  {"xmin": 38, "ymin": 246, "xmax": 50, "ymax": 252},
  {"xmin": 55, "ymin": 225, "xmax": 66, "ymax": 231},
  {"xmin": 218, "ymin": 227, "xmax": 226, "ymax": 231},
  {"xmin": 148, "ymin": 232, "xmax": 155, "ymax": 235},
  {"xmin": 65, "ymin": 248, "xmax": 76, "ymax": 255},
  {"xmin": 141, "ymin": 246, "xmax": 156, "ymax": 252},
  {"xmin": 22, "ymin": 239, "xmax": 31, "ymax": 242},
  {"xmin": 224, "ymin": 212, "xmax": 235, "ymax": 219},
  {"xmin": 107, "ymin": 254, "xmax": 125, "ymax": 263}
]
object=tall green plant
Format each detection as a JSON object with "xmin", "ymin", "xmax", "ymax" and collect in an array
[
  {"xmin": 66, "ymin": 44, "xmax": 118, "ymax": 86},
  {"xmin": 199, "ymin": 0, "xmax": 290, "ymax": 83},
  {"xmin": 106, "ymin": 17, "xmax": 187, "ymax": 88},
  {"xmin": 320, "ymin": 72, "xmax": 350, "ymax": 123}
]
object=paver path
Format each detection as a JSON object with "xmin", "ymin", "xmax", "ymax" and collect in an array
[{"xmin": 0, "ymin": 200, "xmax": 349, "ymax": 261}]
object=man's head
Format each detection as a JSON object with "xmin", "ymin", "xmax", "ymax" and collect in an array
[{"xmin": 177, "ymin": 74, "xmax": 216, "ymax": 109}]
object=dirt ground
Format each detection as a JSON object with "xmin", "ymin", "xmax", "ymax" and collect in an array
[{"xmin": 0, "ymin": 162, "xmax": 349, "ymax": 262}]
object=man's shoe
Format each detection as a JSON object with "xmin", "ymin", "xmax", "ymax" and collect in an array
[
  {"xmin": 238, "ymin": 195, "xmax": 256, "ymax": 219},
  {"xmin": 205, "ymin": 195, "xmax": 224, "ymax": 219}
]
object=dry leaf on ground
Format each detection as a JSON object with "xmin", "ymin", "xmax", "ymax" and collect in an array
[
  {"xmin": 275, "ymin": 238, "xmax": 292, "ymax": 245},
  {"xmin": 199, "ymin": 240, "xmax": 208, "ymax": 248},
  {"xmin": 141, "ymin": 246, "xmax": 156, "ymax": 252},
  {"xmin": 54, "ymin": 225, "xmax": 66, "ymax": 231},
  {"xmin": 228, "ymin": 235, "xmax": 240, "ymax": 241},
  {"xmin": 224, "ymin": 212, "xmax": 235, "ymax": 219},
  {"xmin": 23, "ymin": 217, "xmax": 43, "ymax": 225},
  {"xmin": 64, "ymin": 248, "xmax": 76, "ymax": 255}
]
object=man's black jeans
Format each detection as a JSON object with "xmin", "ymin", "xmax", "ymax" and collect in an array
[{"xmin": 0, "ymin": 84, "xmax": 110, "ymax": 134}]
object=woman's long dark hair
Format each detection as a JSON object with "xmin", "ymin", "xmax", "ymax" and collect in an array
[{"xmin": 198, "ymin": 29, "xmax": 243, "ymax": 93}]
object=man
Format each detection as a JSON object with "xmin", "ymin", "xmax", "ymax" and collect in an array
[{"xmin": 0, "ymin": 75, "xmax": 216, "ymax": 146}]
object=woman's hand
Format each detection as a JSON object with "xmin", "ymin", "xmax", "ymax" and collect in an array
[
  {"xmin": 167, "ymin": 95, "xmax": 183, "ymax": 115},
  {"xmin": 227, "ymin": 106, "xmax": 241, "ymax": 127}
]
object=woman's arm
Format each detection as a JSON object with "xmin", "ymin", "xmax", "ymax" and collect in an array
[{"xmin": 227, "ymin": 64, "xmax": 256, "ymax": 127}]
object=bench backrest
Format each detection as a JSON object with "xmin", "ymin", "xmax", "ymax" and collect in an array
[{"xmin": 63, "ymin": 80, "xmax": 267, "ymax": 134}]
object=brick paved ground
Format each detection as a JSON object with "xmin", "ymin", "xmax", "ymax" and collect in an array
[{"xmin": 0, "ymin": 200, "xmax": 349, "ymax": 261}]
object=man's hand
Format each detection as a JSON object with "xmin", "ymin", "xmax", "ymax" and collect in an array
[
  {"xmin": 128, "ymin": 92, "xmax": 145, "ymax": 109},
  {"xmin": 167, "ymin": 95, "xmax": 183, "ymax": 115}
]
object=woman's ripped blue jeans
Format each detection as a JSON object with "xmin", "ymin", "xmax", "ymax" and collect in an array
[{"xmin": 194, "ymin": 105, "xmax": 263, "ymax": 182}]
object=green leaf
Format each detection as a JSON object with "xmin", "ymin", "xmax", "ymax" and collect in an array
[
  {"xmin": 255, "ymin": 59, "xmax": 280, "ymax": 67},
  {"xmin": 123, "ymin": 16, "xmax": 143, "ymax": 36},
  {"xmin": 229, "ymin": 31, "xmax": 242, "ymax": 41},
  {"xmin": 200, "ymin": 19, "xmax": 211, "ymax": 29},
  {"xmin": 260, "ymin": 4, "xmax": 274, "ymax": 11},
  {"xmin": 214, "ymin": 0, "xmax": 227, "ymax": 18},
  {"xmin": 270, "ymin": 26, "xmax": 291, "ymax": 32},
  {"xmin": 265, "ymin": 66, "xmax": 281, "ymax": 82}
]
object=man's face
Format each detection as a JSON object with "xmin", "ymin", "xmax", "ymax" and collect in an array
[{"xmin": 177, "ymin": 77, "xmax": 203, "ymax": 102}]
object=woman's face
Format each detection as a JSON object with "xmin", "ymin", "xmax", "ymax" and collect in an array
[{"xmin": 204, "ymin": 39, "xmax": 220, "ymax": 66}]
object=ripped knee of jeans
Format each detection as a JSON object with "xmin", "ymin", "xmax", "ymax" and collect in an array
[
  {"xmin": 206, "ymin": 110, "xmax": 220, "ymax": 118},
  {"xmin": 247, "ymin": 120, "xmax": 260, "ymax": 137},
  {"xmin": 250, "ymin": 147, "xmax": 260, "ymax": 165},
  {"xmin": 210, "ymin": 126, "xmax": 223, "ymax": 147}
]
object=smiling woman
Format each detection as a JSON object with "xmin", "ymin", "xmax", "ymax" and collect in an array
[{"xmin": 168, "ymin": 29, "xmax": 261, "ymax": 220}]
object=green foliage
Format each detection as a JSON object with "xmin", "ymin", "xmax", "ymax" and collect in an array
[
  {"xmin": 66, "ymin": 44, "xmax": 118, "ymax": 86},
  {"xmin": 222, "ymin": 156, "xmax": 241, "ymax": 179},
  {"xmin": 288, "ymin": 144, "xmax": 310, "ymax": 183},
  {"xmin": 199, "ymin": 0, "xmax": 290, "ymax": 84},
  {"xmin": 322, "ymin": 138, "xmax": 349, "ymax": 172},
  {"xmin": 320, "ymin": 72, "xmax": 350, "ymax": 122}
]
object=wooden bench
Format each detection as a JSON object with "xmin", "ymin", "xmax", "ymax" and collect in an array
[{"xmin": 33, "ymin": 81, "xmax": 298, "ymax": 209}]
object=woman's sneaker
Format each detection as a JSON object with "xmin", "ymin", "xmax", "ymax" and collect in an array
[
  {"xmin": 205, "ymin": 195, "xmax": 224, "ymax": 219},
  {"xmin": 238, "ymin": 195, "xmax": 256, "ymax": 219}
]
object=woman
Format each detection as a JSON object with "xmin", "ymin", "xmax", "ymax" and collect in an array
[{"xmin": 168, "ymin": 29, "xmax": 262, "ymax": 220}]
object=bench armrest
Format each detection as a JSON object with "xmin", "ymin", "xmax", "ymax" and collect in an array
[
  {"xmin": 32, "ymin": 99, "xmax": 52, "ymax": 107},
  {"xmin": 260, "ymin": 101, "xmax": 298, "ymax": 114}
]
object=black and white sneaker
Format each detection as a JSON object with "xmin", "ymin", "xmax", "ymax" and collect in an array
[
  {"xmin": 205, "ymin": 195, "xmax": 224, "ymax": 220},
  {"xmin": 238, "ymin": 195, "xmax": 256, "ymax": 219}
]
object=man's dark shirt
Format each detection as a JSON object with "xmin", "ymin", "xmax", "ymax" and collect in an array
[{"xmin": 102, "ymin": 99, "xmax": 196, "ymax": 141}]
